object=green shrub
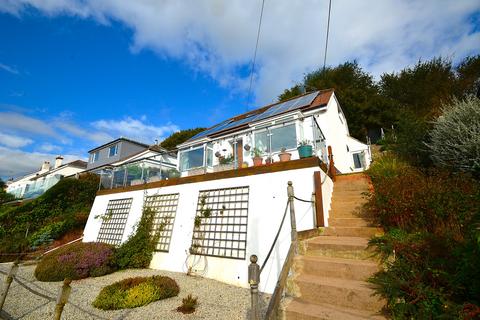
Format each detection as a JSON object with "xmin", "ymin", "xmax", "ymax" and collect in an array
[
  {"xmin": 177, "ymin": 294, "xmax": 198, "ymax": 314},
  {"xmin": 0, "ymin": 174, "xmax": 99, "ymax": 259},
  {"xmin": 93, "ymin": 276, "xmax": 179, "ymax": 310},
  {"xmin": 115, "ymin": 207, "xmax": 161, "ymax": 269},
  {"xmin": 34, "ymin": 242, "xmax": 117, "ymax": 281},
  {"xmin": 428, "ymin": 95, "xmax": 480, "ymax": 176},
  {"xmin": 365, "ymin": 154, "xmax": 480, "ymax": 318}
]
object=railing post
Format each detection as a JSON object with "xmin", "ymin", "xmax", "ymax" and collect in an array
[
  {"xmin": 287, "ymin": 181, "xmax": 298, "ymax": 245},
  {"xmin": 327, "ymin": 146, "xmax": 336, "ymax": 182},
  {"xmin": 0, "ymin": 260, "xmax": 19, "ymax": 311},
  {"xmin": 248, "ymin": 255, "xmax": 260, "ymax": 320},
  {"xmin": 54, "ymin": 278, "xmax": 72, "ymax": 320}
]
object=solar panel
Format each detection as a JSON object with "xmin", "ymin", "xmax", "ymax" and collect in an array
[{"xmin": 187, "ymin": 91, "xmax": 319, "ymax": 142}]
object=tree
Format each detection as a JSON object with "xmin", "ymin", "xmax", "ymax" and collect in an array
[
  {"xmin": 427, "ymin": 95, "xmax": 480, "ymax": 176},
  {"xmin": 455, "ymin": 55, "xmax": 480, "ymax": 98},
  {"xmin": 279, "ymin": 62, "xmax": 384, "ymax": 140},
  {"xmin": 379, "ymin": 57, "xmax": 456, "ymax": 120},
  {"xmin": 159, "ymin": 128, "xmax": 206, "ymax": 150}
]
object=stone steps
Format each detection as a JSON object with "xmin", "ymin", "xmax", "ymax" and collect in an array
[
  {"xmin": 323, "ymin": 226, "xmax": 383, "ymax": 238},
  {"xmin": 282, "ymin": 173, "xmax": 385, "ymax": 319},
  {"xmin": 303, "ymin": 236, "xmax": 375, "ymax": 260},
  {"xmin": 283, "ymin": 298, "xmax": 386, "ymax": 320},
  {"xmin": 289, "ymin": 274, "xmax": 384, "ymax": 312},
  {"xmin": 293, "ymin": 255, "xmax": 379, "ymax": 281},
  {"xmin": 329, "ymin": 218, "xmax": 369, "ymax": 227}
]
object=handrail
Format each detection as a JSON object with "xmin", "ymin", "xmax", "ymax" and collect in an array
[{"xmin": 259, "ymin": 200, "xmax": 289, "ymax": 274}]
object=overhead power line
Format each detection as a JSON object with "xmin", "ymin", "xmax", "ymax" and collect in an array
[
  {"xmin": 246, "ymin": 0, "xmax": 266, "ymax": 110},
  {"xmin": 323, "ymin": 0, "xmax": 332, "ymax": 71}
]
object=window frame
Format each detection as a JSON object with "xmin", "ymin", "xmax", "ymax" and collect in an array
[
  {"xmin": 108, "ymin": 144, "xmax": 118, "ymax": 158},
  {"xmin": 179, "ymin": 145, "xmax": 205, "ymax": 171}
]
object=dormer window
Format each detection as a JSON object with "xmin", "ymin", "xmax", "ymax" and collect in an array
[
  {"xmin": 90, "ymin": 151, "xmax": 99, "ymax": 163},
  {"xmin": 108, "ymin": 144, "xmax": 118, "ymax": 157}
]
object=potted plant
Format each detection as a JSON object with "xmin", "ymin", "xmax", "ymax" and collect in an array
[
  {"xmin": 265, "ymin": 156, "xmax": 274, "ymax": 165},
  {"xmin": 297, "ymin": 140, "xmax": 313, "ymax": 158},
  {"xmin": 250, "ymin": 147, "xmax": 264, "ymax": 166},
  {"xmin": 214, "ymin": 153, "xmax": 235, "ymax": 172},
  {"xmin": 278, "ymin": 147, "xmax": 292, "ymax": 162}
]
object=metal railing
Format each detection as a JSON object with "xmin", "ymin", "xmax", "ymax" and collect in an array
[{"xmin": 248, "ymin": 181, "xmax": 315, "ymax": 320}]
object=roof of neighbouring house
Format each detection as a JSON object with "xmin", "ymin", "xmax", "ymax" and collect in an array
[
  {"xmin": 87, "ymin": 137, "xmax": 150, "ymax": 153},
  {"xmin": 31, "ymin": 160, "xmax": 88, "ymax": 180},
  {"xmin": 185, "ymin": 89, "xmax": 334, "ymax": 143}
]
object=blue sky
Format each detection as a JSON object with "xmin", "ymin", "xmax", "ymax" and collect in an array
[{"xmin": 0, "ymin": 1, "xmax": 479, "ymax": 179}]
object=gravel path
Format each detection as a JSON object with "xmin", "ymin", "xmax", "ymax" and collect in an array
[{"xmin": 0, "ymin": 263, "xmax": 270, "ymax": 320}]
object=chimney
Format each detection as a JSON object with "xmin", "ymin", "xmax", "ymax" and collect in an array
[
  {"xmin": 55, "ymin": 156, "xmax": 64, "ymax": 169},
  {"xmin": 40, "ymin": 161, "xmax": 51, "ymax": 173}
]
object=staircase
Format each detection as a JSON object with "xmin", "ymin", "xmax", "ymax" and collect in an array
[{"xmin": 281, "ymin": 173, "xmax": 385, "ymax": 319}]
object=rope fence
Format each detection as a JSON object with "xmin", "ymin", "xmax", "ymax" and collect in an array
[{"xmin": 0, "ymin": 263, "xmax": 115, "ymax": 320}]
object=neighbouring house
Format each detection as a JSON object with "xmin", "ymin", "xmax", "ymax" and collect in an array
[
  {"xmin": 86, "ymin": 137, "xmax": 151, "ymax": 171},
  {"xmin": 6, "ymin": 156, "xmax": 87, "ymax": 199},
  {"xmin": 91, "ymin": 144, "xmax": 178, "ymax": 190},
  {"xmin": 82, "ymin": 90, "xmax": 369, "ymax": 295},
  {"xmin": 177, "ymin": 89, "xmax": 371, "ymax": 176}
]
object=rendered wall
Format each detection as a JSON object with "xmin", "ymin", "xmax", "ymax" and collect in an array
[{"xmin": 83, "ymin": 166, "xmax": 333, "ymax": 294}]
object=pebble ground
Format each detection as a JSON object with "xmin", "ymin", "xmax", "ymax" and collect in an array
[{"xmin": 0, "ymin": 263, "xmax": 270, "ymax": 320}]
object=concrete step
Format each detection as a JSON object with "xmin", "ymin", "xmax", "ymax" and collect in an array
[
  {"xmin": 333, "ymin": 183, "xmax": 370, "ymax": 192},
  {"xmin": 331, "ymin": 196, "xmax": 368, "ymax": 206},
  {"xmin": 290, "ymin": 274, "xmax": 384, "ymax": 312},
  {"xmin": 282, "ymin": 298, "xmax": 386, "ymax": 320},
  {"xmin": 323, "ymin": 226, "xmax": 383, "ymax": 238},
  {"xmin": 329, "ymin": 218, "xmax": 369, "ymax": 227},
  {"xmin": 304, "ymin": 236, "xmax": 375, "ymax": 260},
  {"xmin": 293, "ymin": 255, "xmax": 380, "ymax": 281}
]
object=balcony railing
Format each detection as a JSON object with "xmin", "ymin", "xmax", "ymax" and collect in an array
[{"xmin": 96, "ymin": 155, "xmax": 179, "ymax": 190}]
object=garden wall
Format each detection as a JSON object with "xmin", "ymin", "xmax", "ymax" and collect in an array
[{"xmin": 83, "ymin": 162, "xmax": 333, "ymax": 294}]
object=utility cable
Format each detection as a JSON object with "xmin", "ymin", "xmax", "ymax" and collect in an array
[
  {"xmin": 323, "ymin": 0, "xmax": 332, "ymax": 71},
  {"xmin": 246, "ymin": 0, "xmax": 266, "ymax": 110}
]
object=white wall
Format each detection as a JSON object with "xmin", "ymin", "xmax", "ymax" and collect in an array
[{"xmin": 83, "ymin": 166, "xmax": 333, "ymax": 293}]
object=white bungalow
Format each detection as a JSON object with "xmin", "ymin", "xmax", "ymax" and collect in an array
[{"xmin": 177, "ymin": 89, "xmax": 371, "ymax": 176}]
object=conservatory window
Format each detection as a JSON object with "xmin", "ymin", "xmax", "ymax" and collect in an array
[
  {"xmin": 353, "ymin": 152, "xmax": 364, "ymax": 169},
  {"xmin": 180, "ymin": 147, "xmax": 204, "ymax": 171},
  {"xmin": 270, "ymin": 124, "xmax": 297, "ymax": 152},
  {"xmin": 254, "ymin": 130, "xmax": 269, "ymax": 153}
]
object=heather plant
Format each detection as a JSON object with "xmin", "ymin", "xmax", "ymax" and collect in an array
[
  {"xmin": 93, "ymin": 276, "xmax": 179, "ymax": 310},
  {"xmin": 427, "ymin": 95, "xmax": 480, "ymax": 177},
  {"xmin": 34, "ymin": 242, "xmax": 117, "ymax": 281}
]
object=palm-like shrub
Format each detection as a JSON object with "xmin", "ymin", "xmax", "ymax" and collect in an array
[{"xmin": 428, "ymin": 95, "xmax": 480, "ymax": 176}]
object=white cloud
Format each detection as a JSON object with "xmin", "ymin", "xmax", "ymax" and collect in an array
[
  {"xmin": 0, "ymin": 112, "xmax": 56, "ymax": 136},
  {"xmin": 38, "ymin": 143, "xmax": 62, "ymax": 153},
  {"xmin": 0, "ymin": 132, "xmax": 33, "ymax": 148},
  {"xmin": 0, "ymin": 63, "xmax": 19, "ymax": 75},
  {"xmin": 91, "ymin": 116, "xmax": 179, "ymax": 144},
  {"xmin": 0, "ymin": 145, "xmax": 82, "ymax": 178},
  {"xmin": 2, "ymin": 0, "xmax": 478, "ymax": 104},
  {"xmin": 55, "ymin": 121, "xmax": 113, "ymax": 144}
]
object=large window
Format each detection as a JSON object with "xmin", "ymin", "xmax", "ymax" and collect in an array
[
  {"xmin": 270, "ymin": 124, "xmax": 297, "ymax": 151},
  {"xmin": 180, "ymin": 147, "xmax": 204, "ymax": 171},
  {"xmin": 108, "ymin": 144, "xmax": 118, "ymax": 157},
  {"xmin": 254, "ymin": 123, "xmax": 297, "ymax": 153}
]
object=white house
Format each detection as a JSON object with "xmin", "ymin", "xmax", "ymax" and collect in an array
[
  {"xmin": 6, "ymin": 156, "xmax": 87, "ymax": 199},
  {"xmin": 82, "ymin": 90, "xmax": 370, "ymax": 294},
  {"xmin": 177, "ymin": 89, "xmax": 371, "ymax": 176}
]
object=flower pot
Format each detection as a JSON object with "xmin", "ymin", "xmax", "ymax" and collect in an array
[
  {"xmin": 253, "ymin": 156, "xmax": 263, "ymax": 166},
  {"xmin": 278, "ymin": 152, "xmax": 292, "ymax": 162},
  {"xmin": 297, "ymin": 145, "xmax": 313, "ymax": 158},
  {"xmin": 265, "ymin": 157, "xmax": 274, "ymax": 165}
]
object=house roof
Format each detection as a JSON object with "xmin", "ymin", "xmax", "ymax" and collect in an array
[
  {"xmin": 87, "ymin": 137, "xmax": 150, "ymax": 153},
  {"xmin": 186, "ymin": 89, "xmax": 334, "ymax": 143},
  {"xmin": 31, "ymin": 160, "xmax": 87, "ymax": 180}
]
